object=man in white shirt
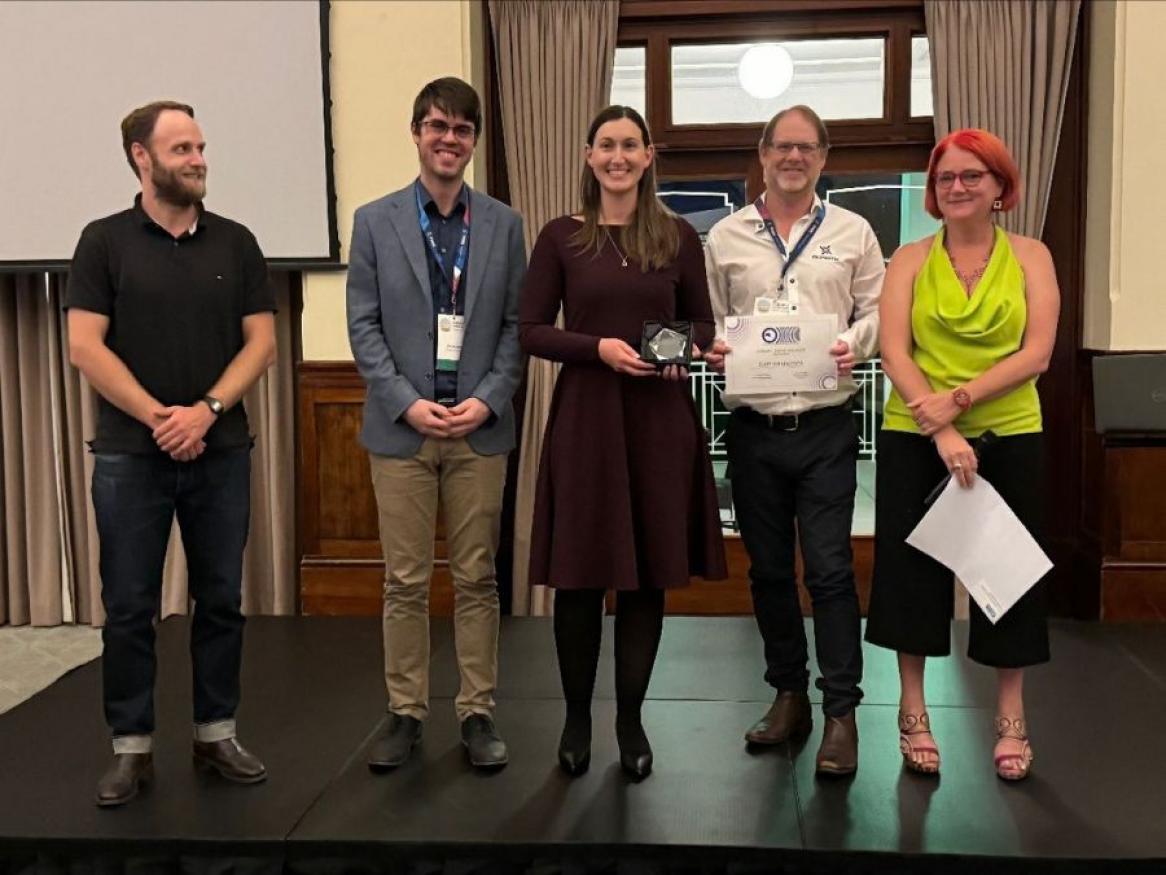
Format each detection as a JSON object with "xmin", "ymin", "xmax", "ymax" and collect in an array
[{"xmin": 704, "ymin": 105, "xmax": 884, "ymax": 776}]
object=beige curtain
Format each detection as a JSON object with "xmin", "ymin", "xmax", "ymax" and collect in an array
[
  {"xmin": 925, "ymin": 0, "xmax": 1082, "ymax": 237},
  {"xmin": 0, "ymin": 274, "xmax": 77, "ymax": 625},
  {"xmin": 926, "ymin": 0, "xmax": 1080, "ymax": 617},
  {"xmin": 0, "ymin": 272, "xmax": 297, "ymax": 626},
  {"xmin": 489, "ymin": 0, "xmax": 619, "ymax": 616}
]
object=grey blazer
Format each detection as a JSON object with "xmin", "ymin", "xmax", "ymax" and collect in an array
[{"xmin": 346, "ymin": 183, "xmax": 526, "ymax": 458}]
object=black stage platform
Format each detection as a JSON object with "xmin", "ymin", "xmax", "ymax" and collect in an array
[{"xmin": 2, "ymin": 616, "xmax": 1165, "ymax": 874}]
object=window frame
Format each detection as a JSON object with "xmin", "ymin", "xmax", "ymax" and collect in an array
[{"xmin": 616, "ymin": 0, "xmax": 934, "ymax": 192}]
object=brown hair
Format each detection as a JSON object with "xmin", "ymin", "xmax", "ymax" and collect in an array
[
  {"xmin": 572, "ymin": 105, "xmax": 679, "ymax": 272},
  {"xmin": 121, "ymin": 100, "xmax": 195, "ymax": 177},
  {"xmin": 410, "ymin": 77, "xmax": 482, "ymax": 141},
  {"xmin": 759, "ymin": 105, "xmax": 830, "ymax": 151}
]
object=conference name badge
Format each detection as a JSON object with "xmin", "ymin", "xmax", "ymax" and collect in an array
[
  {"xmin": 436, "ymin": 314, "xmax": 465, "ymax": 371},
  {"xmin": 755, "ymin": 296, "xmax": 796, "ymax": 316}
]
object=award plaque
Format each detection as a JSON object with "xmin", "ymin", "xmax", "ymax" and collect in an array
[{"xmin": 640, "ymin": 320, "xmax": 693, "ymax": 367}]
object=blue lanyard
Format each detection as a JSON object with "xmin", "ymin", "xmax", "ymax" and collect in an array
[
  {"xmin": 754, "ymin": 196, "xmax": 826, "ymax": 281},
  {"xmin": 415, "ymin": 183, "xmax": 471, "ymax": 309}
]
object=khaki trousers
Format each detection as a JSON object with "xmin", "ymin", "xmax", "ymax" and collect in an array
[{"xmin": 369, "ymin": 438, "xmax": 506, "ymax": 721}]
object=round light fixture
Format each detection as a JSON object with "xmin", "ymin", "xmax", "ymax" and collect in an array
[{"xmin": 737, "ymin": 44, "xmax": 794, "ymax": 100}]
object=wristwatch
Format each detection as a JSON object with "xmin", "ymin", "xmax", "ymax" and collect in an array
[
  {"xmin": 201, "ymin": 395, "xmax": 225, "ymax": 417},
  {"xmin": 952, "ymin": 387, "xmax": 973, "ymax": 412}
]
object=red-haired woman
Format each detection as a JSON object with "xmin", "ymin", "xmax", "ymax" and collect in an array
[{"xmin": 865, "ymin": 129, "xmax": 1060, "ymax": 781}]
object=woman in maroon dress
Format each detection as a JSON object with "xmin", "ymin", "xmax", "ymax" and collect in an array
[{"xmin": 519, "ymin": 105, "xmax": 727, "ymax": 779}]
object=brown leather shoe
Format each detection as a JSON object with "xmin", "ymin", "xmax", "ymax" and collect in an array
[
  {"xmin": 815, "ymin": 711, "xmax": 858, "ymax": 776},
  {"xmin": 95, "ymin": 752, "xmax": 153, "ymax": 807},
  {"xmin": 193, "ymin": 738, "xmax": 267, "ymax": 784},
  {"xmin": 744, "ymin": 691, "xmax": 812, "ymax": 745}
]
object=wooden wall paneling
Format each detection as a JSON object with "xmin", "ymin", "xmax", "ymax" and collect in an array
[
  {"xmin": 1099, "ymin": 442, "xmax": 1166, "ymax": 620},
  {"xmin": 298, "ymin": 363, "xmax": 455, "ymax": 616}
]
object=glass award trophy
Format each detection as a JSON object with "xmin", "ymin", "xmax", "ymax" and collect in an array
[{"xmin": 640, "ymin": 320, "xmax": 694, "ymax": 367}]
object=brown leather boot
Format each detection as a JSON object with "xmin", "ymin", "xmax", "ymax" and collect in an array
[
  {"xmin": 193, "ymin": 738, "xmax": 267, "ymax": 783},
  {"xmin": 815, "ymin": 711, "xmax": 858, "ymax": 776},
  {"xmin": 744, "ymin": 691, "xmax": 812, "ymax": 745},
  {"xmin": 95, "ymin": 752, "xmax": 153, "ymax": 807}
]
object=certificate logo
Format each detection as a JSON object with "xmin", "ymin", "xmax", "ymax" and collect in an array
[
  {"xmin": 761, "ymin": 326, "xmax": 801, "ymax": 344},
  {"xmin": 724, "ymin": 316, "xmax": 749, "ymax": 342}
]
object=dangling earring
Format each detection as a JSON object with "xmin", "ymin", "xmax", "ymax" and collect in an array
[{"xmin": 992, "ymin": 198, "xmax": 1003, "ymax": 211}]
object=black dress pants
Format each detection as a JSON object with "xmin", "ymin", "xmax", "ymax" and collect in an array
[
  {"xmin": 866, "ymin": 430, "xmax": 1049, "ymax": 667},
  {"xmin": 727, "ymin": 405, "xmax": 863, "ymax": 717}
]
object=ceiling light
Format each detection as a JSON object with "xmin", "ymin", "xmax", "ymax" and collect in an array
[{"xmin": 738, "ymin": 44, "xmax": 794, "ymax": 100}]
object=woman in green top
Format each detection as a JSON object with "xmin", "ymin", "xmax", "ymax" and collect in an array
[{"xmin": 865, "ymin": 129, "xmax": 1060, "ymax": 782}]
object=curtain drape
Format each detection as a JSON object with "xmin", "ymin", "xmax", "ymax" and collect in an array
[
  {"xmin": 488, "ymin": 0, "xmax": 619, "ymax": 616},
  {"xmin": 925, "ymin": 0, "xmax": 1080, "ymax": 616},
  {"xmin": 925, "ymin": 0, "xmax": 1082, "ymax": 237},
  {"xmin": 0, "ymin": 272, "xmax": 297, "ymax": 626}
]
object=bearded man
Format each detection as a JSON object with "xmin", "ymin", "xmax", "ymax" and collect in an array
[{"xmin": 66, "ymin": 101, "xmax": 276, "ymax": 806}]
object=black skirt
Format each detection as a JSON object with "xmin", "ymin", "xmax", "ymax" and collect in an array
[{"xmin": 865, "ymin": 430, "xmax": 1050, "ymax": 668}]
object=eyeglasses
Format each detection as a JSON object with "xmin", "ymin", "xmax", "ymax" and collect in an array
[
  {"xmin": 933, "ymin": 170, "xmax": 993, "ymax": 189},
  {"xmin": 767, "ymin": 141, "xmax": 822, "ymax": 157},
  {"xmin": 418, "ymin": 119, "xmax": 476, "ymax": 141}
]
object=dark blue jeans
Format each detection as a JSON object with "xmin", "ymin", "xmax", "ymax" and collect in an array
[
  {"xmin": 92, "ymin": 447, "xmax": 251, "ymax": 737},
  {"xmin": 727, "ymin": 406, "xmax": 864, "ymax": 717}
]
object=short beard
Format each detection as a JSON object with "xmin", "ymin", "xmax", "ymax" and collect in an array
[{"xmin": 149, "ymin": 158, "xmax": 205, "ymax": 208}]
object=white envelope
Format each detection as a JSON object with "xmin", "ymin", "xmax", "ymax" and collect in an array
[{"xmin": 905, "ymin": 475, "xmax": 1052, "ymax": 624}]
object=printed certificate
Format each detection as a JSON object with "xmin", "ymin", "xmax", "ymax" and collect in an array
[{"xmin": 723, "ymin": 314, "xmax": 839, "ymax": 395}]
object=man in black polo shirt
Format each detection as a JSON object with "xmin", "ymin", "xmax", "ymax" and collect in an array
[{"xmin": 66, "ymin": 101, "xmax": 276, "ymax": 807}]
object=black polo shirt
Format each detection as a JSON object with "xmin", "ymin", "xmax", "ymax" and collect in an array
[
  {"xmin": 65, "ymin": 195, "xmax": 276, "ymax": 454},
  {"xmin": 416, "ymin": 180, "xmax": 469, "ymax": 403}
]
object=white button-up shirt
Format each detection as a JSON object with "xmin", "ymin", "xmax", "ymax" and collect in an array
[{"xmin": 704, "ymin": 194, "xmax": 885, "ymax": 415}]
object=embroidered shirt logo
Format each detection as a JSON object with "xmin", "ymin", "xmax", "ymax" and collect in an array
[{"xmin": 812, "ymin": 242, "xmax": 840, "ymax": 263}]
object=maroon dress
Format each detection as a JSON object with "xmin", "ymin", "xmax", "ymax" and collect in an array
[{"xmin": 519, "ymin": 216, "xmax": 727, "ymax": 590}]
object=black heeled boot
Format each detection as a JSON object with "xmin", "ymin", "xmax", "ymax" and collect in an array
[
  {"xmin": 616, "ymin": 712, "xmax": 652, "ymax": 780},
  {"xmin": 558, "ymin": 706, "xmax": 592, "ymax": 776}
]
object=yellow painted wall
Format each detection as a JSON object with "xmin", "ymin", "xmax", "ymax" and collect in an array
[
  {"xmin": 301, "ymin": 0, "xmax": 480, "ymax": 361},
  {"xmin": 1084, "ymin": 0, "xmax": 1166, "ymax": 351}
]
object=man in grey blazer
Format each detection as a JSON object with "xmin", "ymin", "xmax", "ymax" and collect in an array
[{"xmin": 346, "ymin": 77, "xmax": 525, "ymax": 770}]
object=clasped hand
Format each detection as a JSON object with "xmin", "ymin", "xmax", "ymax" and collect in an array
[
  {"xmin": 404, "ymin": 397, "xmax": 491, "ymax": 440},
  {"xmin": 908, "ymin": 391, "xmax": 961, "ymax": 437},
  {"xmin": 151, "ymin": 404, "xmax": 213, "ymax": 462}
]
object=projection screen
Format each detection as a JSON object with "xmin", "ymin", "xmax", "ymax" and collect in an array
[{"xmin": 0, "ymin": 0, "xmax": 338, "ymax": 266}]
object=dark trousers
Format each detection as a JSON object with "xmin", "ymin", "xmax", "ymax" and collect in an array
[
  {"xmin": 866, "ymin": 431, "xmax": 1049, "ymax": 667},
  {"xmin": 92, "ymin": 447, "xmax": 251, "ymax": 736},
  {"xmin": 727, "ymin": 406, "xmax": 863, "ymax": 716}
]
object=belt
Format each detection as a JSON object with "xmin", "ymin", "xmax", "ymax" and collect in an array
[{"xmin": 730, "ymin": 403, "xmax": 849, "ymax": 433}]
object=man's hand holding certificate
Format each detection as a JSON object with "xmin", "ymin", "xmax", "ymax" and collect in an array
[{"xmin": 722, "ymin": 314, "xmax": 839, "ymax": 395}]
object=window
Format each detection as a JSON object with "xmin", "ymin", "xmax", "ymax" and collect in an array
[
  {"xmin": 671, "ymin": 39, "xmax": 886, "ymax": 125},
  {"xmin": 611, "ymin": 45, "xmax": 647, "ymax": 116},
  {"xmin": 911, "ymin": 36, "xmax": 933, "ymax": 117}
]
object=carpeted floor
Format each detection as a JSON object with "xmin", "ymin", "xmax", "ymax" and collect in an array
[{"xmin": 0, "ymin": 625, "xmax": 102, "ymax": 714}]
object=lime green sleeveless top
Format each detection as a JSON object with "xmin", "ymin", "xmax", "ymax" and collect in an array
[{"xmin": 883, "ymin": 226, "xmax": 1042, "ymax": 437}]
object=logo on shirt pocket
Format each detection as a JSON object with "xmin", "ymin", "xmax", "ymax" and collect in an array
[{"xmin": 811, "ymin": 243, "xmax": 841, "ymax": 263}]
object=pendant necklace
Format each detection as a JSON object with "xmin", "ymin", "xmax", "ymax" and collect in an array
[
  {"xmin": 945, "ymin": 234, "xmax": 993, "ymax": 296},
  {"xmin": 605, "ymin": 227, "xmax": 629, "ymax": 268}
]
